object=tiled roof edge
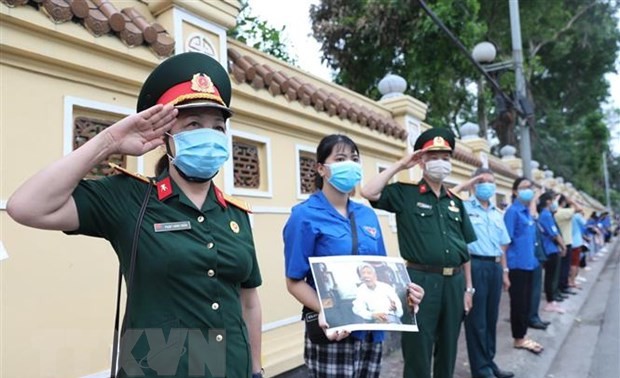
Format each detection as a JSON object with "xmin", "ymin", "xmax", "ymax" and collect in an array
[
  {"xmin": 2, "ymin": 0, "xmax": 174, "ymax": 57},
  {"xmin": 227, "ymin": 47, "xmax": 408, "ymax": 141}
]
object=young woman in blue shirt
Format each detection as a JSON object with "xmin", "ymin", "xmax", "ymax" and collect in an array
[
  {"xmin": 503, "ymin": 177, "xmax": 544, "ymax": 354},
  {"xmin": 537, "ymin": 192, "xmax": 567, "ymax": 314},
  {"xmin": 283, "ymin": 134, "xmax": 424, "ymax": 377}
]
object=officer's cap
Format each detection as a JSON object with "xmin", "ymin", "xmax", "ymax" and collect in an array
[
  {"xmin": 137, "ymin": 52, "xmax": 232, "ymax": 117},
  {"xmin": 413, "ymin": 128, "xmax": 455, "ymax": 153}
]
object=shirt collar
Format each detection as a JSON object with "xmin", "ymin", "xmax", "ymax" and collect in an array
[
  {"xmin": 512, "ymin": 199, "xmax": 529, "ymax": 214},
  {"xmin": 155, "ymin": 169, "xmax": 220, "ymax": 212},
  {"xmin": 419, "ymin": 178, "xmax": 449, "ymax": 198},
  {"xmin": 308, "ymin": 191, "xmax": 354, "ymax": 219},
  {"xmin": 470, "ymin": 196, "xmax": 496, "ymax": 211}
]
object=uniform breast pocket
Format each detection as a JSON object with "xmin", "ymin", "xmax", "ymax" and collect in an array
[
  {"xmin": 470, "ymin": 216, "xmax": 484, "ymax": 226},
  {"xmin": 317, "ymin": 227, "xmax": 349, "ymax": 253},
  {"xmin": 413, "ymin": 209, "xmax": 435, "ymax": 234}
]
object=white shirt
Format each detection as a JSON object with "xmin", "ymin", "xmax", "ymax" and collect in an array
[{"xmin": 352, "ymin": 281, "xmax": 404, "ymax": 322}]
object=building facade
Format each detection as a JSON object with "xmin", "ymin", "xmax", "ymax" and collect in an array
[{"xmin": 0, "ymin": 1, "xmax": 603, "ymax": 376}]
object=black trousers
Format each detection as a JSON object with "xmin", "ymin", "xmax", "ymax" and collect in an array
[
  {"xmin": 544, "ymin": 253, "xmax": 561, "ymax": 302},
  {"xmin": 559, "ymin": 244, "xmax": 572, "ymax": 290},
  {"xmin": 508, "ymin": 269, "xmax": 533, "ymax": 339}
]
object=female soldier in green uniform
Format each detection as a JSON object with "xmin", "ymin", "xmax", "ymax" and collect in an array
[{"xmin": 7, "ymin": 53, "xmax": 263, "ymax": 378}]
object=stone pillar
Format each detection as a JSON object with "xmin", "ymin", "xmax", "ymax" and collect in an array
[
  {"xmin": 147, "ymin": 0, "xmax": 241, "ymax": 66},
  {"xmin": 378, "ymin": 73, "xmax": 428, "ymax": 181},
  {"xmin": 500, "ymin": 145, "xmax": 522, "ymax": 177},
  {"xmin": 459, "ymin": 122, "xmax": 490, "ymax": 167}
]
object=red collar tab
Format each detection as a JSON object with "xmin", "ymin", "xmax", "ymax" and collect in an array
[
  {"xmin": 156, "ymin": 177, "xmax": 173, "ymax": 201},
  {"xmin": 419, "ymin": 183, "xmax": 428, "ymax": 194},
  {"xmin": 213, "ymin": 185, "xmax": 227, "ymax": 209}
]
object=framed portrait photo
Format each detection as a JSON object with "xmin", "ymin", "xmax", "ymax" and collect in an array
[{"xmin": 309, "ymin": 255, "xmax": 419, "ymax": 333}]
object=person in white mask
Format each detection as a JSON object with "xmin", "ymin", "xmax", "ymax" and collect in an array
[{"xmin": 361, "ymin": 128, "xmax": 477, "ymax": 378}]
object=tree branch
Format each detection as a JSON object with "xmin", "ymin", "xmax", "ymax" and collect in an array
[{"xmin": 530, "ymin": 2, "xmax": 597, "ymax": 58}]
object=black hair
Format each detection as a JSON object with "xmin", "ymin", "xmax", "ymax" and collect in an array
[
  {"xmin": 558, "ymin": 194, "xmax": 569, "ymax": 208},
  {"xmin": 314, "ymin": 134, "xmax": 360, "ymax": 190},
  {"xmin": 155, "ymin": 154, "xmax": 169, "ymax": 176},
  {"xmin": 537, "ymin": 191, "xmax": 554, "ymax": 213},
  {"xmin": 510, "ymin": 177, "xmax": 531, "ymax": 202}
]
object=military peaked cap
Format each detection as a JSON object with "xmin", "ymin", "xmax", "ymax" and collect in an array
[
  {"xmin": 414, "ymin": 128, "xmax": 456, "ymax": 153},
  {"xmin": 137, "ymin": 52, "xmax": 232, "ymax": 117}
]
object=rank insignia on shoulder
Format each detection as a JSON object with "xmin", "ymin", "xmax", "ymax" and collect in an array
[
  {"xmin": 447, "ymin": 189, "xmax": 462, "ymax": 200},
  {"xmin": 212, "ymin": 185, "xmax": 252, "ymax": 212},
  {"xmin": 108, "ymin": 163, "xmax": 153, "ymax": 185}
]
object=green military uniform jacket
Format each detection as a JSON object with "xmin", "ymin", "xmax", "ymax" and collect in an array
[
  {"xmin": 67, "ymin": 170, "xmax": 261, "ymax": 377},
  {"xmin": 370, "ymin": 179, "xmax": 477, "ymax": 266}
]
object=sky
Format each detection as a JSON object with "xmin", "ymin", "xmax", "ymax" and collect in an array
[{"xmin": 247, "ymin": 0, "xmax": 620, "ymax": 156}]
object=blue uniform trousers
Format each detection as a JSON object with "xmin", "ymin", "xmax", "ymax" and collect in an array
[{"xmin": 464, "ymin": 259, "xmax": 503, "ymax": 378}]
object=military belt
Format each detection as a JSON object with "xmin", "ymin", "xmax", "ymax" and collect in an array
[
  {"xmin": 406, "ymin": 262, "xmax": 463, "ymax": 276},
  {"xmin": 470, "ymin": 255, "xmax": 501, "ymax": 263}
]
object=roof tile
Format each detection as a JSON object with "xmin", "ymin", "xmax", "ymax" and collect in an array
[{"xmin": 2, "ymin": 0, "xmax": 175, "ymax": 57}]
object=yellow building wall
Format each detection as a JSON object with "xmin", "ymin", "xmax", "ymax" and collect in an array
[{"xmin": 2, "ymin": 1, "xmax": 599, "ymax": 377}]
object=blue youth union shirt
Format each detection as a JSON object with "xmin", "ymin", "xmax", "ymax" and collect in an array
[
  {"xmin": 283, "ymin": 191, "xmax": 388, "ymax": 342},
  {"xmin": 503, "ymin": 200, "xmax": 539, "ymax": 270},
  {"xmin": 538, "ymin": 208, "xmax": 560, "ymax": 255}
]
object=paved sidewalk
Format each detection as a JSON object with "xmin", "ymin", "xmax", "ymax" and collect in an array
[{"xmin": 379, "ymin": 237, "xmax": 619, "ymax": 378}]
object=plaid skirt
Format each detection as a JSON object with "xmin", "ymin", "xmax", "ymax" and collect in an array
[{"xmin": 304, "ymin": 334, "xmax": 383, "ymax": 378}]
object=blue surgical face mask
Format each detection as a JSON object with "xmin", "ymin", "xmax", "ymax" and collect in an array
[
  {"xmin": 517, "ymin": 188, "xmax": 534, "ymax": 202},
  {"xmin": 474, "ymin": 182, "xmax": 496, "ymax": 201},
  {"xmin": 550, "ymin": 201, "xmax": 559, "ymax": 212},
  {"xmin": 326, "ymin": 161, "xmax": 362, "ymax": 193},
  {"xmin": 168, "ymin": 128, "xmax": 229, "ymax": 181}
]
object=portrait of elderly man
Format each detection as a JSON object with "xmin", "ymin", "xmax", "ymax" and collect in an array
[{"xmin": 352, "ymin": 263, "xmax": 404, "ymax": 324}]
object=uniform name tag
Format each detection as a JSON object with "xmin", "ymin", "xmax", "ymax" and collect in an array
[
  {"xmin": 154, "ymin": 221, "xmax": 192, "ymax": 232},
  {"xmin": 417, "ymin": 202, "xmax": 432, "ymax": 209}
]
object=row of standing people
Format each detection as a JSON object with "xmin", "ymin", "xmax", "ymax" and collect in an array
[
  {"xmin": 6, "ymin": 52, "xmax": 427, "ymax": 378},
  {"xmin": 7, "ymin": 51, "xmax": 611, "ymax": 378}
]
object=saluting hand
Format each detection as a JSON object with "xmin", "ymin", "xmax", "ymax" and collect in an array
[
  {"xmin": 105, "ymin": 104, "xmax": 178, "ymax": 156},
  {"xmin": 398, "ymin": 150, "xmax": 425, "ymax": 170}
]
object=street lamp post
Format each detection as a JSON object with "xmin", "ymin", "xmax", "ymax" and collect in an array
[{"xmin": 509, "ymin": 0, "xmax": 533, "ymax": 179}]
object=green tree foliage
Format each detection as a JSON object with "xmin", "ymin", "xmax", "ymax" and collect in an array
[
  {"xmin": 310, "ymin": 0, "xmax": 620, "ymax": 206},
  {"xmin": 229, "ymin": 0, "xmax": 298, "ymax": 65},
  {"xmin": 310, "ymin": 0, "xmax": 485, "ymax": 130}
]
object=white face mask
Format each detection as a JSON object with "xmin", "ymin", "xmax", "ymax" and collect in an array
[{"xmin": 424, "ymin": 159, "xmax": 452, "ymax": 182}]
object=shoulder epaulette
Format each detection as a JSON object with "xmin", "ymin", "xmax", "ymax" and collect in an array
[
  {"xmin": 108, "ymin": 163, "xmax": 154, "ymax": 185},
  {"xmin": 447, "ymin": 189, "xmax": 464, "ymax": 201},
  {"xmin": 223, "ymin": 193, "xmax": 252, "ymax": 213}
]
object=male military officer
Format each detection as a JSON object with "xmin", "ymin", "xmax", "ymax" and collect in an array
[
  {"xmin": 453, "ymin": 168, "xmax": 514, "ymax": 378},
  {"xmin": 361, "ymin": 128, "xmax": 477, "ymax": 378}
]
